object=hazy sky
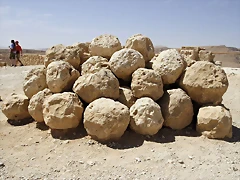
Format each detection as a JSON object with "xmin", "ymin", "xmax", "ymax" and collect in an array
[{"xmin": 0, "ymin": 0, "xmax": 240, "ymax": 49}]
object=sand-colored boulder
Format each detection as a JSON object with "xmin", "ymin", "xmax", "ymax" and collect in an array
[
  {"xmin": 81, "ymin": 56, "xmax": 109, "ymax": 75},
  {"xmin": 46, "ymin": 61, "xmax": 80, "ymax": 93},
  {"xmin": 73, "ymin": 69, "xmax": 119, "ymax": 103},
  {"xmin": 151, "ymin": 49, "xmax": 185, "ymax": 84},
  {"xmin": 118, "ymin": 87, "xmax": 137, "ymax": 108},
  {"xmin": 196, "ymin": 106, "xmax": 232, "ymax": 139},
  {"xmin": 131, "ymin": 68, "xmax": 164, "ymax": 101},
  {"xmin": 109, "ymin": 48, "xmax": 145, "ymax": 81},
  {"xmin": 89, "ymin": 34, "xmax": 122, "ymax": 59},
  {"xmin": 43, "ymin": 92, "xmax": 84, "ymax": 129},
  {"xmin": 68, "ymin": 42, "xmax": 91, "ymax": 64},
  {"xmin": 125, "ymin": 34, "xmax": 155, "ymax": 62},
  {"xmin": 1, "ymin": 93, "xmax": 31, "ymax": 120},
  {"xmin": 198, "ymin": 50, "xmax": 215, "ymax": 62},
  {"xmin": 180, "ymin": 49, "xmax": 198, "ymax": 66},
  {"xmin": 179, "ymin": 61, "xmax": 228, "ymax": 105},
  {"xmin": 130, "ymin": 97, "xmax": 164, "ymax": 135},
  {"xmin": 84, "ymin": 98, "xmax": 130, "ymax": 141},
  {"xmin": 28, "ymin": 88, "xmax": 53, "ymax": 122},
  {"xmin": 23, "ymin": 67, "xmax": 48, "ymax": 98},
  {"xmin": 45, "ymin": 44, "xmax": 81, "ymax": 69},
  {"xmin": 45, "ymin": 44, "xmax": 65, "ymax": 60},
  {"xmin": 158, "ymin": 88, "xmax": 194, "ymax": 130}
]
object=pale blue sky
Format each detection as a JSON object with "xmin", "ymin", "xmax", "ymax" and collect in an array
[{"xmin": 0, "ymin": 0, "xmax": 240, "ymax": 49}]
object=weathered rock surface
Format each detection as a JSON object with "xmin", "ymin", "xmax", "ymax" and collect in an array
[
  {"xmin": 28, "ymin": 88, "xmax": 53, "ymax": 122},
  {"xmin": 45, "ymin": 44, "xmax": 82, "ymax": 69},
  {"xmin": 23, "ymin": 67, "xmax": 48, "ymax": 98},
  {"xmin": 179, "ymin": 49, "xmax": 198, "ymax": 66},
  {"xmin": 130, "ymin": 97, "xmax": 164, "ymax": 135},
  {"xmin": 81, "ymin": 56, "xmax": 109, "ymax": 75},
  {"xmin": 73, "ymin": 69, "xmax": 119, "ymax": 103},
  {"xmin": 84, "ymin": 98, "xmax": 130, "ymax": 141},
  {"xmin": 131, "ymin": 68, "xmax": 164, "ymax": 101},
  {"xmin": 151, "ymin": 49, "xmax": 185, "ymax": 84},
  {"xmin": 158, "ymin": 88, "xmax": 194, "ymax": 130},
  {"xmin": 68, "ymin": 42, "xmax": 91, "ymax": 65},
  {"xmin": 196, "ymin": 106, "xmax": 232, "ymax": 139},
  {"xmin": 109, "ymin": 48, "xmax": 145, "ymax": 81},
  {"xmin": 1, "ymin": 93, "xmax": 31, "ymax": 120},
  {"xmin": 89, "ymin": 34, "xmax": 122, "ymax": 59},
  {"xmin": 198, "ymin": 50, "xmax": 215, "ymax": 62},
  {"xmin": 118, "ymin": 87, "xmax": 137, "ymax": 108},
  {"xmin": 179, "ymin": 61, "xmax": 228, "ymax": 105},
  {"xmin": 46, "ymin": 61, "xmax": 80, "ymax": 93},
  {"xmin": 125, "ymin": 34, "xmax": 155, "ymax": 62},
  {"xmin": 43, "ymin": 92, "xmax": 84, "ymax": 129}
]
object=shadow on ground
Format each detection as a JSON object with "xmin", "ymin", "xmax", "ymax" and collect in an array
[
  {"xmin": 102, "ymin": 124, "xmax": 200, "ymax": 150},
  {"xmin": 50, "ymin": 124, "xmax": 87, "ymax": 140},
  {"xmin": 7, "ymin": 118, "xmax": 34, "ymax": 126},
  {"xmin": 223, "ymin": 125, "xmax": 240, "ymax": 143}
]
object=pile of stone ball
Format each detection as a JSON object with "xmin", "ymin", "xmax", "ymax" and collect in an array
[{"xmin": 1, "ymin": 34, "xmax": 232, "ymax": 142}]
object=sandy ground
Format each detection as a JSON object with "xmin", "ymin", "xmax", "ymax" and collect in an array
[{"xmin": 0, "ymin": 66, "xmax": 239, "ymax": 180}]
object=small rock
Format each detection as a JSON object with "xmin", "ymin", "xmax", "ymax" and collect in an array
[
  {"xmin": 30, "ymin": 157, "xmax": 36, "ymax": 160},
  {"xmin": 151, "ymin": 149, "xmax": 155, "ymax": 152},
  {"xmin": 182, "ymin": 164, "xmax": 186, "ymax": 168},
  {"xmin": 87, "ymin": 161, "xmax": 95, "ymax": 166},
  {"xmin": 135, "ymin": 157, "xmax": 141, "ymax": 163},
  {"xmin": 167, "ymin": 159, "xmax": 174, "ymax": 164},
  {"xmin": 87, "ymin": 140, "xmax": 95, "ymax": 145},
  {"xmin": 79, "ymin": 161, "xmax": 84, "ymax": 164},
  {"xmin": 64, "ymin": 140, "xmax": 69, "ymax": 144},
  {"xmin": 188, "ymin": 155, "xmax": 193, "ymax": 160},
  {"xmin": 0, "ymin": 162, "xmax": 5, "ymax": 168},
  {"xmin": 233, "ymin": 167, "xmax": 238, "ymax": 171},
  {"xmin": 178, "ymin": 160, "xmax": 184, "ymax": 164}
]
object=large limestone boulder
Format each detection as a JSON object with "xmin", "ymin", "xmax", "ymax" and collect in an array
[
  {"xmin": 28, "ymin": 88, "xmax": 53, "ymax": 123},
  {"xmin": 179, "ymin": 61, "xmax": 228, "ymax": 105},
  {"xmin": 118, "ymin": 87, "xmax": 137, "ymax": 108},
  {"xmin": 158, "ymin": 88, "xmax": 194, "ymax": 130},
  {"xmin": 81, "ymin": 56, "xmax": 109, "ymax": 75},
  {"xmin": 45, "ymin": 44, "xmax": 65, "ymax": 60},
  {"xmin": 131, "ymin": 68, "xmax": 164, "ymax": 101},
  {"xmin": 179, "ymin": 49, "xmax": 198, "ymax": 67},
  {"xmin": 198, "ymin": 50, "xmax": 215, "ymax": 62},
  {"xmin": 109, "ymin": 48, "xmax": 145, "ymax": 81},
  {"xmin": 68, "ymin": 42, "xmax": 91, "ymax": 65},
  {"xmin": 130, "ymin": 97, "xmax": 164, "ymax": 135},
  {"xmin": 125, "ymin": 34, "xmax": 155, "ymax": 62},
  {"xmin": 43, "ymin": 92, "xmax": 84, "ymax": 129},
  {"xmin": 84, "ymin": 98, "xmax": 130, "ymax": 141},
  {"xmin": 73, "ymin": 69, "xmax": 119, "ymax": 103},
  {"xmin": 46, "ymin": 61, "xmax": 80, "ymax": 93},
  {"xmin": 1, "ymin": 93, "xmax": 31, "ymax": 120},
  {"xmin": 151, "ymin": 49, "xmax": 185, "ymax": 84},
  {"xmin": 23, "ymin": 67, "xmax": 48, "ymax": 98},
  {"xmin": 196, "ymin": 106, "xmax": 232, "ymax": 139},
  {"xmin": 45, "ymin": 44, "xmax": 81, "ymax": 69},
  {"xmin": 89, "ymin": 34, "xmax": 122, "ymax": 59}
]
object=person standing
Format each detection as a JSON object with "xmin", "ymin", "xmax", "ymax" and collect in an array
[
  {"xmin": 15, "ymin": 41, "xmax": 24, "ymax": 66},
  {"xmin": 9, "ymin": 40, "xmax": 16, "ymax": 66}
]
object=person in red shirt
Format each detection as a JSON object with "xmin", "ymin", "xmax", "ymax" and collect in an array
[{"xmin": 15, "ymin": 41, "xmax": 24, "ymax": 66}]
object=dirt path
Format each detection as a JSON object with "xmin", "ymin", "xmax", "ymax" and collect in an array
[{"xmin": 0, "ymin": 66, "xmax": 239, "ymax": 180}]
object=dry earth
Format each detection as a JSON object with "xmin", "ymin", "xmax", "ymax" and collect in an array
[{"xmin": 0, "ymin": 66, "xmax": 239, "ymax": 180}]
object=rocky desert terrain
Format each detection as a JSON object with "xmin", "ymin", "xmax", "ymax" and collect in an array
[{"xmin": 0, "ymin": 34, "xmax": 239, "ymax": 180}]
